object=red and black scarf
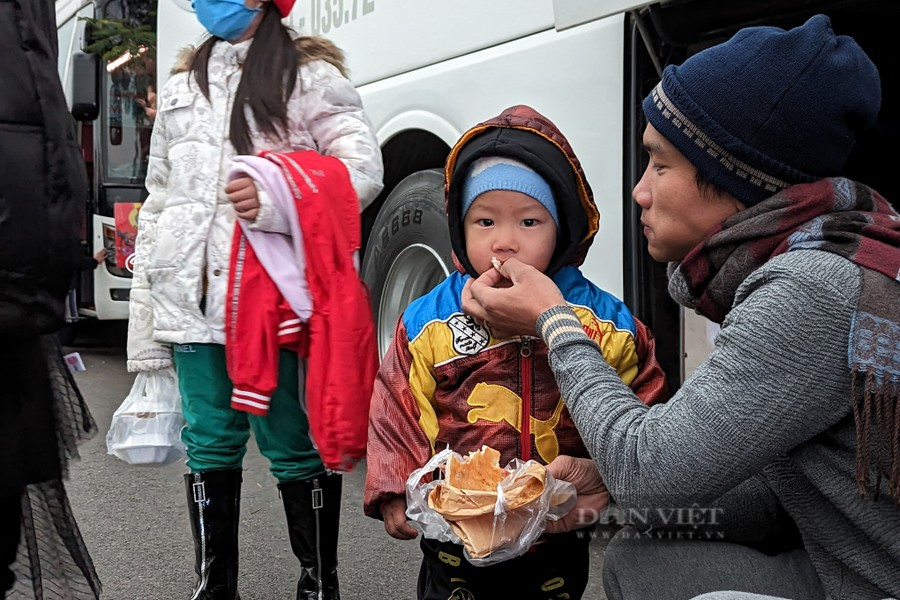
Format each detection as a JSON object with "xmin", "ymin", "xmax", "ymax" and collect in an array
[{"xmin": 668, "ymin": 178, "xmax": 900, "ymax": 502}]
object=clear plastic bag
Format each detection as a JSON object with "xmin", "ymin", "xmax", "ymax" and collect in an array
[
  {"xmin": 405, "ymin": 447, "xmax": 577, "ymax": 566},
  {"xmin": 106, "ymin": 368, "xmax": 186, "ymax": 466}
]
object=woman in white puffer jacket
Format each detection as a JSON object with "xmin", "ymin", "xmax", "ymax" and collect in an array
[{"xmin": 125, "ymin": 1, "xmax": 383, "ymax": 598}]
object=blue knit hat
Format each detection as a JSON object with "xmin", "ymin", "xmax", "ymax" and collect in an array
[
  {"xmin": 643, "ymin": 14, "xmax": 881, "ymax": 207},
  {"xmin": 461, "ymin": 157, "xmax": 559, "ymax": 226}
]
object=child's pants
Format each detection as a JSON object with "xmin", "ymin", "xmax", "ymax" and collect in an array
[
  {"xmin": 417, "ymin": 530, "xmax": 592, "ymax": 600},
  {"xmin": 173, "ymin": 343, "xmax": 324, "ymax": 483}
]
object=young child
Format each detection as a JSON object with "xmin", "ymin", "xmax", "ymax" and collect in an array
[{"xmin": 364, "ymin": 105, "xmax": 668, "ymax": 600}]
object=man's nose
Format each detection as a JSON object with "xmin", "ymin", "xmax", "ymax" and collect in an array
[{"xmin": 632, "ymin": 168, "xmax": 652, "ymax": 209}]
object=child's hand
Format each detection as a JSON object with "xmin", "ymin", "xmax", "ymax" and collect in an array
[
  {"xmin": 381, "ymin": 496, "xmax": 418, "ymax": 540},
  {"xmin": 226, "ymin": 176, "xmax": 260, "ymax": 221}
]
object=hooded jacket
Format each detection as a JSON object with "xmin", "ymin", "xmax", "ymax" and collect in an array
[
  {"xmin": 364, "ymin": 105, "xmax": 669, "ymax": 517},
  {"xmin": 126, "ymin": 37, "xmax": 383, "ymax": 372}
]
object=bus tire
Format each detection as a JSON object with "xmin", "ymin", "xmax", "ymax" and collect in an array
[{"xmin": 362, "ymin": 169, "xmax": 453, "ymax": 357}]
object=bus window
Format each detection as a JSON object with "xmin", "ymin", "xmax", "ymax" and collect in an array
[
  {"xmin": 104, "ymin": 55, "xmax": 155, "ymax": 182},
  {"xmin": 94, "ymin": 0, "xmax": 157, "ymax": 186}
]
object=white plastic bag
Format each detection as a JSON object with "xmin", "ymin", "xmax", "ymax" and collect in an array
[
  {"xmin": 405, "ymin": 448, "xmax": 577, "ymax": 566},
  {"xmin": 106, "ymin": 368, "xmax": 186, "ymax": 466}
]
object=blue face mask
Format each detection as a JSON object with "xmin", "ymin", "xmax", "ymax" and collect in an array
[{"xmin": 192, "ymin": 0, "xmax": 261, "ymax": 41}]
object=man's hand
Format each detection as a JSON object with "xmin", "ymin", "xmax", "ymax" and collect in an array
[
  {"xmin": 381, "ymin": 496, "xmax": 418, "ymax": 540},
  {"xmin": 462, "ymin": 257, "xmax": 566, "ymax": 338},
  {"xmin": 226, "ymin": 176, "xmax": 260, "ymax": 221},
  {"xmin": 545, "ymin": 455, "xmax": 609, "ymax": 534}
]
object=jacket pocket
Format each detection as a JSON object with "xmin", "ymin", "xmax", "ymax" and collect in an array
[
  {"xmin": 159, "ymin": 87, "xmax": 196, "ymax": 143},
  {"xmin": 147, "ymin": 264, "xmax": 203, "ymax": 334}
]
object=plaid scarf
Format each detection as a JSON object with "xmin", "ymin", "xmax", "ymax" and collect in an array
[{"xmin": 668, "ymin": 178, "xmax": 900, "ymax": 501}]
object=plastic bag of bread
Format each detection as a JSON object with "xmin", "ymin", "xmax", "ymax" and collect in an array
[{"xmin": 405, "ymin": 445, "xmax": 577, "ymax": 565}]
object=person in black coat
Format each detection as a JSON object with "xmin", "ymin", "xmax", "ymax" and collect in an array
[{"xmin": 0, "ymin": 0, "xmax": 100, "ymax": 596}]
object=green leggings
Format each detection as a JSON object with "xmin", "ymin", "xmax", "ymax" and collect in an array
[{"xmin": 173, "ymin": 343, "xmax": 324, "ymax": 483}]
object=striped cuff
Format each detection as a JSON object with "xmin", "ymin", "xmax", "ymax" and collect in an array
[{"xmin": 536, "ymin": 305, "xmax": 588, "ymax": 349}]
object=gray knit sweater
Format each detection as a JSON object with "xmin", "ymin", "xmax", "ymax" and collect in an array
[{"xmin": 538, "ymin": 250, "xmax": 900, "ymax": 599}]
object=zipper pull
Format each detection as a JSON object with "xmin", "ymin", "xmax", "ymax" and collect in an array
[{"xmin": 520, "ymin": 338, "xmax": 533, "ymax": 358}]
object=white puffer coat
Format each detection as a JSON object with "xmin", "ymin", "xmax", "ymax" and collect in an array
[{"xmin": 127, "ymin": 37, "xmax": 383, "ymax": 372}]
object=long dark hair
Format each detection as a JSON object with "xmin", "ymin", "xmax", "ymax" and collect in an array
[{"xmin": 190, "ymin": 3, "xmax": 299, "ymax": 155}]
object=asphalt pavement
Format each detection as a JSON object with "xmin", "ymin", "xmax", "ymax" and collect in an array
[{"xmin": 62, "ymin": 321, "xmax": 608, "ymax": 600}]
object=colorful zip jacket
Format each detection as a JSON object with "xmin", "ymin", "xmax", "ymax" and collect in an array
[{"xmin": 364, "ymin": 105, "xmax": 669, "ymax": 517}]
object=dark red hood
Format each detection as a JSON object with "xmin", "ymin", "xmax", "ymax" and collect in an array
[{"xmin": 444, "ymin": 105, "xmax": 600, "ymax": 276}]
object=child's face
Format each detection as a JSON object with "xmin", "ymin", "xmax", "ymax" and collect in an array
[{"xmin": 463, "ymin": 190, "xmax": 557, "ymax": 275}]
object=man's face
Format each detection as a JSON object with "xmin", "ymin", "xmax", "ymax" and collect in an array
[
  {"xmin": 463, "ymin": 190, "xmax": 557, "ymax": 275},
  {"xmin": 632, "ymin": 124, "xmax": 744, "ymax": 262}
]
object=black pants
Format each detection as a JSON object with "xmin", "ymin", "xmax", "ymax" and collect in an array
[
  {"xmin": 0, "ymin": 493, "xmax": 22, "ymax": 595},
  {"xmin": 417, "ymin": 530, "xmax": 592, "ymax": 600}
]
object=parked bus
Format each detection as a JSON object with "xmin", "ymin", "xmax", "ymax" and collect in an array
[
  {"xmin": 56, "ymin": 0, "xmax": 155, "ymax": 323},
  {"xmin": 61, "ymin": 0, "xmax": 898, "ymax": 389}
]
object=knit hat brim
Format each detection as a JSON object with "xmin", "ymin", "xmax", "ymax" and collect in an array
[
  {"xmin": 461, "ymin": 157, "xmax": 559, "ymax": 226},
  {"xmin": 643, "ymin": 77, "xmax": 806, "ymax": 206}
]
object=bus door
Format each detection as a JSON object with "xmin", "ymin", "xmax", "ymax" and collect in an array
[
  {"xmin": 80, "ymin": 0, "xmax": 156, "ymax": 319},
  {"xmin": 625, "ymin": 0, "xmax": 899, "ymax": 389}
]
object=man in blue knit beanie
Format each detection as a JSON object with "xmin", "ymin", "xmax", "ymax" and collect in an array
[{"xmin": 462, "ymin": 14, "xmax": 900, "ymax": 600}]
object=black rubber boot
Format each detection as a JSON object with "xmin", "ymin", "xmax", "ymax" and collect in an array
[
  {"xmin": 279, "ymin": 473, "xmax": 342, "ymax": 600},
  {"xmin": 185, "ymin": 469, "xmax": 242, "ymax": 600}
]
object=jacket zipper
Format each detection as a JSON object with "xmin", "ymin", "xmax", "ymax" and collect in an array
[
  {"xmin": 519, "ymin": 338, "xmax": 533, "ymax": 461},
  {"xmin": 190, "ymin": 474, "xmax": 208, "ymax": 600},
  {"xmin": 205, "ymin": 63, "xmax": 238, "ymax": 304}
]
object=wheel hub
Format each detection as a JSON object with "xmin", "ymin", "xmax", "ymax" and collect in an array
[{"xmin": 377, "ymin": 243, "xmax": 450, "ymax": 356}]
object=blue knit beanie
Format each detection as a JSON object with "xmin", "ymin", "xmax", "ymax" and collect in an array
[
  {"xmin": 643, "ymin": 14, "xmax": 881, "ymax": 207},
  {"xmin": 461, "ymin": 157, "xmax": 559, "ymax": 226}
]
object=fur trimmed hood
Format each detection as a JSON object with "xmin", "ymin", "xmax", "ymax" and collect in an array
[{"xmin": 171, "ymin": 36, "xmax": 347, "ymax": 77}]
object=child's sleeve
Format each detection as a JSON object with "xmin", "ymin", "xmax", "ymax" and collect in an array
[
  {"xmin": 363, "ymin": 318, "xmax": 439, "ymax": 519},
  {"xmin": 299, "ymin": 61, "xmax": 384, "ymax": 211},
  {"xmin": 629, "ymin": 317, "xmax": 670, "ymax": 406},
  {"xmin": 127, "ymin": 96, "xmax": 173, "ymax": 372}
]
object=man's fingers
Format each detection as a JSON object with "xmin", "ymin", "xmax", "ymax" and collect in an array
[
  {"xmin": 473, "ymin": 266, "xmax": 506, "ymax": 289},
  {"xmin": 546, "ymin": 455, "xmax": 579, "ymax": 481},
  {"xmin": 548, "ymin": 455, "xmax": 606, "ymax": 495},
  {"xmin": 461, "ymin": 279, "xmax": 489, "ymax": 322},
  {"xmin": 496, "ymin": 256, "xmax": 528, "ymax": 283}
]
